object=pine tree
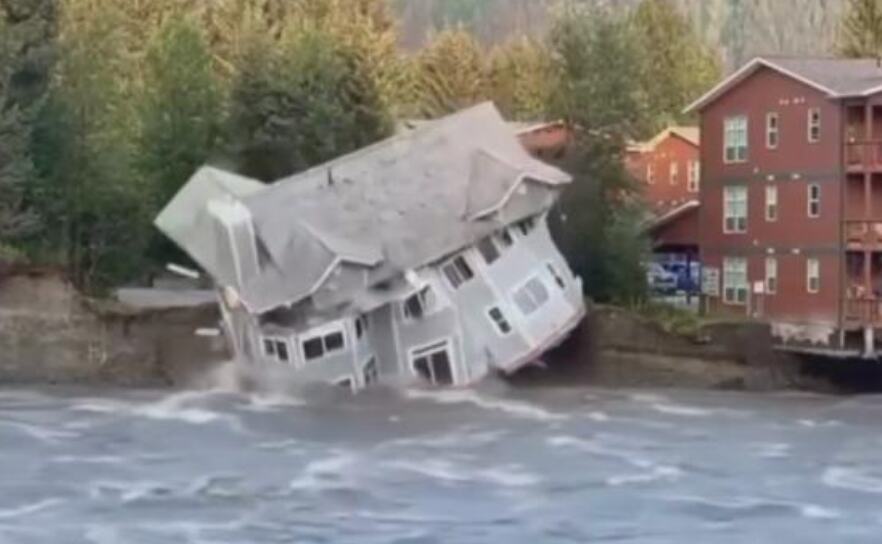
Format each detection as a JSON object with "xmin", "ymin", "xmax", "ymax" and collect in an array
[
  {"xmin": 630, "ymin": 0, "xmax": 722, "ymax": 136},
  {"xmin": 227, "ymin": 25, "xmax": 393, "ymax": 180},
  {"xmin": 840, "ymin": 0, "xmax": 882, "ymax": 58},
  {"xmin": 0, "ymin": 0, "xmax": 57, "ymax": 259},
  {"xmin": 487, "ymin": 37, "xmax": 553, "ymax": 122},
  {"xmin": 412, "ymin": 26, "xmax": 488, "ymax": 118}
]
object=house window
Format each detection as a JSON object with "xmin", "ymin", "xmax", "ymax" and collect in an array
[
  {"xmin": 363, "ymin": 357, "xmax": 379, "ymax": 386},
  {"xmin": 302, "ymin": 327, "xmax": 346, "ymax": 362},
  {"xmin": 687, "ymin": 161, "xmax": 700, "ymax": 193},
  {"xmin": 808, "ymin": 184, "xmax": 821, "ymax": 218},
  {"xmin": 808, "ymin": 108, "xmax": 821, "ymax": 143},
  {"xmin": 513, "ymin": 276, "xmax": 550, "ymax": 316},
  {"xmin": 723, "ymin": 257, "xmax": 748, "ymax": 305},
  {"xmin": 670, "ymin": 162, "xmax": 679, "ymax": 185},
  {"xmin": 807, "ymin": 258, "xmax": 820, "ymax": 294},
  {"xmin": 487, "ymin": 307, "xmax": 512, "ymax": 335},
  {"xmin": 411, "ymin": 341, "xmax": 454, "ymax": 386},
  {"xmin": 262, "ymin": 337, "xmax": 291, "ymax": 364},
  {"xmin": 765, "ymin": 185, "xmax": 778, "ymax": 222},
  {"xmin": 647, "ymin": 163, "xmax": 655, "ymax": 184},
  {"xmin": 355, "ymin": 315, "xmax": 369, "ymax": 339},
  {"xmin": 442, "ymin": 255, "xmax": 474, "ymax": 289},
  {"xmin": 403, "ymin": 287, "xmax": 435, "ymax": 321},
  {"xmin": 724, "ymin": 116, "xmax": 748, "ymax": 163},
  {"xmin": 477, "ymin": 237, "xmax": 500, "ymax": 265},
  {"xmin": 765, "ymin": 257, "xmax": 778, "ymax": 294},
  {"xmin": 723, "ymin": 185, "xmax": 748, "ymax": 233},
  {"xmin": 547, "ymin": 263, "xmax": 566, "ymax": 290},
  {"xmin": 766, "ymin": 112, "xmax": 779, "ymax": 149},
  {"xmin": 496, "ymin": 229, "xmax": 514, "ymax": 248},
  {"xmin": 516, "ymin": 217, "xmax": 536, "ymax": 237}
]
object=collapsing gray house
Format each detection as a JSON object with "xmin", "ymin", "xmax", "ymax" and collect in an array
[{"xmin": 156, "ymin": 103, "xmax": 585, "ymax": 390}]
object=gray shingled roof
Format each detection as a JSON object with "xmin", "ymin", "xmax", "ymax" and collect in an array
[
  {"xmin": 687, "ymin": 56, "xmax": 882, "ymax": 113},
  {"xmin": 158, "ymin": 103, "xmax": 572, "ymax": 314}
]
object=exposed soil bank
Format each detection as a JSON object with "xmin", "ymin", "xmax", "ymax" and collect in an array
[{"xmin": 2, "ymin": 270, "xmax": 880, "ymax": 393}]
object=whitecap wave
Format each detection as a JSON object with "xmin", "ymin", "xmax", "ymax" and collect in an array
[
  {"xmin": 404, "ymin": 389, "xmax": 567, "ymax": 421},
  {"xmin": 0, "ymin": 498, "xmax": 64, "ymax": 520},
  {"xmin": 822, "ymin": 466, "xmax": 882, "ymax": 494}
]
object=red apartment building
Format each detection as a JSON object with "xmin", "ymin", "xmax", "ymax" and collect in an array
[
  {"xmin": 626, "ymin": 127, "xmax": 701, "ymax": 262},
  {"xmin": 688, "ymin": 56, "xmax": 882, "ymax": 354}
]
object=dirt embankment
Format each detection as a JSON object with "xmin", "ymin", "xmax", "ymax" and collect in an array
[
  {"xmin": 0, "ymin": 269, "xmax": 228, "ymax": 386},
  {"xmin": 0, "ymin": 270, "xmax": 876, "ymax": 393}
]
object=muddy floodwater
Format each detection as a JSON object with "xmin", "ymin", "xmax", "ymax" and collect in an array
[{"xmin": 2, "ymin": 383, "xmax": 882, "ymax": 543}]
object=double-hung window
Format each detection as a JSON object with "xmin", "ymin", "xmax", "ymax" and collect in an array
[
  {"xmin": 442, "ymin": 255, "xmax": 474, "ymax": 289},
  {"xmin": 765, "ymin": 257, "xmax": 778, "ymax": 295},
  {"xmin": 724, "ymin": 185, "xmax": 748, "ymax": 233},
  {"xmin": 766, "ymin": 112, "xmax": 779, "ymax": 149},
  {"xmin": 807, "ymin": 258, "xmax": 821, "ymax": 294},
  {"xmin": 487, "ymin": 307, "xmax": 512, "ymax": 335},
  {"xmin": 647, "ymin": 163, "xmax": 655, "ymax": 184},
  {"xmin": 723, "ymin": 257, "xmax": 748, "ymax": 305},
  {"xmin": 262, "ymin": 337, "xmax": 291, "ymax": 364},
  {"xmin": 687, "ymin": 161, "xmax": 700, "ymax": 193},
  {"xmin": 403, "ymin": 287, "xmax": 435, "ymax": 321},
  {"xmin": 808, "ymin": 108, "xmax": 821, "ymax": 143},
  {"xmin": 808, "ymin": 184, "xmax": 821, "ymax": 218},
  {"xmin": 724, "ymin": 116, "xmax": 748, "ymax": 163},
  {"xmin": 670, "ymin": 162, "xmax": 679, "ymax": 185},
  {"xmin": 477, "ymin": 237, "xmax": 500, "ymax": 265},
  {"xmin": 765, "ymin": 185, "xmax": 778, "ymax": 222}
]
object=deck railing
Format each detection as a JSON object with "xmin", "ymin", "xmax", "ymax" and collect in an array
[
  {"xmin": 845, "ymin": 297, "xmax": 882, "ymax": 324},
  {"xmin": 844, "ymin": 220, "xmax": 882, "ymax": 248},
  {"xmin": 846, "ymin": 141, "xmax": 882, "ymax": 170}
]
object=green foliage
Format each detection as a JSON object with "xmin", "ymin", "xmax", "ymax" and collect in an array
[
  {"xmin": 412, "ymin": 26, "xmax": 488, "ymax": 118},
  {"xmin": 137, "ymin": 17, "xmax": 223, "ymax": 271},
  {"xmin": 28, "ymin": 0, "xmax": 149, "ymax": 292},
  {"xmin": 632, "ymin": 299, "xmax": 703, "ymax": 337},
  {"xmin": 547, "ymin": 5, "xmax": 651, "ymax": 303},
  {"xmin": 0, "ymin": 0, "xmax": 56, "ymax": 252},
  {"xmin": 227, "ymin": 25, "xmax": 393, "ymax": 180},
  {"xmin": 487, "ymin": 37, "xmax": 553, "ymax": 121},
  {"xmin": 839, "ymin": 0, "xmax": 882, "ymax": 57},
  {"xmin": 630, "ymin": 0, "xmax": 722, "ymax": 136}
]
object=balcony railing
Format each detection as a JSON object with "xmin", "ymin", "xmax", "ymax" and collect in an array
[
  {"xmin": 846, "ymin": 141, "xmax": 882, "ymax": 170},
  {"xmin": 844, "ymin": 220, "xmax": 882, "ymax": 248},
  {"xmin": 845, "ymin": 297, "xmax": 882, "ymax": 325}
]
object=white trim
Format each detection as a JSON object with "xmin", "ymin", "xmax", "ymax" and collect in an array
[
  {"xmin": 166, "ymin": 263, "xmax": 200, "ymax": 280},
  {"xmin": 807, "ymin": 183, "xmax": 821, "ymax": 218},
  {"xmin": 765, "ymin": 185, "xmax": 778, "ymax": 222},
  {"xmin": 765, "ymin": 257, "xmax": 778, "ymax": 295},
  {"xmin": 806, "ymin": 258, "xmax": 821, "ymax": 294},
  {"xmin": 807, "ymin": 108, "xmax": 822, "ymax": 143},
  {"xmin": 685, "ymin": 57, "xmax": 839, "ymax": 114},
  {"xmin": 766, "ymin": 112, "xmax": 779, "ymax": 149},
  {"xmin": 299, "ymin": 321, "xmax": 348, "ymax": 363}
]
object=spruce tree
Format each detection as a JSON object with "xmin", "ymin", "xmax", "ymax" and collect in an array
[{"xmin": 412, "ymin": 26, "xmax": 488, "ymax": 118}]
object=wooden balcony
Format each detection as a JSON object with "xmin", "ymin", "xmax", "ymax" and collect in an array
[
  {"xmin": 844, "ymin": 220, "xmax": 882, "ymax": 249},
  {"xmin": 845, "ymin": 297, "xmax": 882, "ymax": 326},
  {"xmin": 846, "ymin": 141, "xmax": 882, "ymax": 172}
]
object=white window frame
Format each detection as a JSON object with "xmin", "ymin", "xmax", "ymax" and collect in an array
[
  {"xmin": 261, "ymin": 336, "xmax": 293, "ymax": 364},
  {"xmin": 408, "ymin": 339, "xmax": 456, "ymax": 386},
  {"xmin": 808, "ymin": 108, "xmax": 821, "ymax": 143},
  {"xmin": 723, "ymin": 185, "xmax": 748, "ymax": 234},
  {"xmin": 669, "ymin": 161, "xmax": 679, "ymax": 185},
  {"xmin": 765, "ymin": 257, "xmax": 778, "ymax": 295},
  {"xmin": 723, "ymin": 257, "xmax": 748, "ymax": 306},
  {"xmin": 807, "ymin": 183, "xmax": 821, "ymax": 218},
  {"xmin": 807, "ymin": 258, "xmax": 820, "ymax": 294},
  {"xmin": 442, "ymin": 254, "xmax": 475, "ymax": 290},
  {"xmin": 401, "ymin": 286, "xmax": 437, "ymax": 322},
  {"xmin": 724, "ymin": 116, "xmax": 748, "ymax": 164},
  {"xmin": 476, "ymin": 236, "xmax": 501, "ymax": 265},
  {"xmin": 512, "ymin": 275, "xmax": 551, "ymax": 316},
  {"xmin": 766, "ymin": 112, "xmax": 779, "ymax": 149},
  {"xmin": 362, "ymin": 357, "xmax": 379, "ymax": 386},
  {"xmin": 355, "ymin": 314, "xmax": 369, "ymax": 340},
  {"xmin": 647, "ymin": 162, "xmax": 655, "ymax": 185},
  {"xmin": 765, "ymin": 185, "xmax": 778, "ymax": 222},
  {"xmin": 301, "ymin": 322, "xmax": 347, "ymax": 363},
  {"xmin": 486, "ymin": 306, "xmax": 513, "ymax": 336},
  {"xmin": 687, "ymin": 161, "xmax": 700, "ymax": 193}
]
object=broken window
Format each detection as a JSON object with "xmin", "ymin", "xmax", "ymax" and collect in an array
[
  {"xmin": 477, "ymin": 237, "xmax": 500, "ymax": 264},
  {"xmin": 487, "ymin": 307, "xmax": 512, "ymax": 335},
  {"xmin": 442, "ymin": 255, "xmax": 474, "ymax": 289}
]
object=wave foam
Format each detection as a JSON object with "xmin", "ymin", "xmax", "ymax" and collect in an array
[{"xmin": 405, "ymin": 389, "xmax": 567, "ymax": 421}]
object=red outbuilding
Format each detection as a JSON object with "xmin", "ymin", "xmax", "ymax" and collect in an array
[{"xmin": 687, "ymin": 56, "xmax": 882, "ymax": 354}]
